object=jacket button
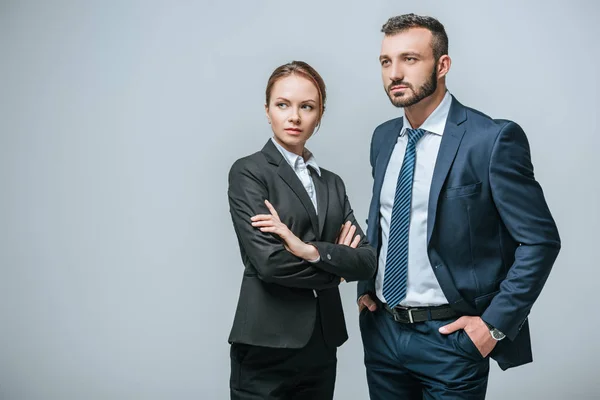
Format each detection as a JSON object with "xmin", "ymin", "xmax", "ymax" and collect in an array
[{"xmin": 327, "ymin": 254, "xmax": 332, "ymax": 260}]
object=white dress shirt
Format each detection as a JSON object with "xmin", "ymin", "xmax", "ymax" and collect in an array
[{"xmin": 376, "ymin": 91, "xmax": 452, "ymax": 306}]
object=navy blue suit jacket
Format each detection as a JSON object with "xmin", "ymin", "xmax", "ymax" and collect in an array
[{"xmin": 357, "ymin": 96, "xmax": 561, "ymax": 370}]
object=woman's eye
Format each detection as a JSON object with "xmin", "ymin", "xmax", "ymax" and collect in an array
[
  {"xmin": 301, "ymin": 104, "xmax": 314, "ymax": 111},
  {"xmin": 276, "ymin": 103, "xmax": 287, "ymax": 109}
]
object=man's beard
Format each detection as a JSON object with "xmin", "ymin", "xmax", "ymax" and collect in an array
[{"xmin": 386, "ymin": 66, "xmax": 438, "ymax": 108}]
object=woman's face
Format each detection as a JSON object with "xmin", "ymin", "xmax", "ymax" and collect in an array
[{"xmin": 266, "ymin": 74, "xmax": 321, "ymax": 155}]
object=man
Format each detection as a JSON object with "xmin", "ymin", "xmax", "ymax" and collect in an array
[{"xmin": 357, "ymin": 14, "xmax": 560, "ymax": 399}]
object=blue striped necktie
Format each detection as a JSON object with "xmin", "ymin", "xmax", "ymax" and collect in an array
[{"xmin": 382, "ymin": 128, "xmax": 426, "ymax": 307}]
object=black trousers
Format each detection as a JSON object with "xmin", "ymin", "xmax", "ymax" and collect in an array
[{"xmin": 230, "ymin": 306, "xmax": 337, "ymax": 400}]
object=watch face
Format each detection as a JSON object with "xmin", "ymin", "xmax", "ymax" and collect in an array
[{"xmin": 491, "ymin": 329, "xmax": 506, "ymax": 340}]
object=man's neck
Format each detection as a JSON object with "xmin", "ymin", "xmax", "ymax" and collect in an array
[{"xmin": 404, "ymin": 86, "xmax": 447, "ymax": 129}]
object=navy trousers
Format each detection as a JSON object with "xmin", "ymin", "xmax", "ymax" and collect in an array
[{"xmin": 360, "ymin": 306, "xmax": 490, "ymax": 400}]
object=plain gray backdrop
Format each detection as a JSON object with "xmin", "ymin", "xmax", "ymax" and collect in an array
[{"xmin": 1, "ymin": 0, "xmax": 599, "ymax": 399}]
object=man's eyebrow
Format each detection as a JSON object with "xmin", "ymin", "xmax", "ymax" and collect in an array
[
  {"xmin": 400, "ymin": 51, "xmax": 422, "ymax": 57},
  {"xmin": 380, "ymin": 51, "xmax": 423, "ymax": 61}
]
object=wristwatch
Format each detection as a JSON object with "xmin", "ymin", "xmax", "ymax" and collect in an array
[{"xmin": 485, "ymin": 322, "xmax": 506, "ymax": 341}]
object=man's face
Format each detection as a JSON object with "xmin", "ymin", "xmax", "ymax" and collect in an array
[{"xmin": 380, "ymin": 28, "xmax": 438, "ymax": 108}]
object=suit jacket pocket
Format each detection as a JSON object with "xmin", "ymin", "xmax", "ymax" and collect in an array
[
  {"xmin": 444, "ymin": 182, "xmax": 482, "ymax": 198},
  {"xmin": 474, "ymin": 290, "xmax": 499, "ymax": 313}
]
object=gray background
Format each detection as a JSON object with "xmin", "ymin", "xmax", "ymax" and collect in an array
[{"xmin": 1, "ymin": 0, "xmax": 598, "ymax": 399}]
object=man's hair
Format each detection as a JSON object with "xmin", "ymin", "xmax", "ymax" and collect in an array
[{"xmin": 381, "ymin": 14, "xmax": 449, "ymax": 61}]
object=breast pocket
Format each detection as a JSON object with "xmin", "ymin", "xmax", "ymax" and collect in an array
[{"xmin": 443, "ymin": 182, "xmax": 482, "ymax": 198}]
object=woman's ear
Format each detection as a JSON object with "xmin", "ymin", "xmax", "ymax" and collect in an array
[{"xmin": 265, "ymin": 104, "xmax": 271, "ymax": 124}]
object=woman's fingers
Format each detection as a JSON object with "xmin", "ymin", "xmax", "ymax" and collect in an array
[
  {"xmin": 264, "ymin": 200, "xmax": 279, "ymax": 218},
  {"xmin": 335, "ymin": 221, "xmax": 361, "ymax": 248},
  {"xmin": 251, "ymin": 214, "xmax": 272, "ymax": 221},
  {"xmin": 338, "ymin": 221, "xmax": 351, "ymax": 244},
  {"xmin": 343, "ymin": 225, "xmax": 357, "ymax": 246},
  {"xmin": 252, "ymin": 220, "xmax": 275, "ymax": 227}
]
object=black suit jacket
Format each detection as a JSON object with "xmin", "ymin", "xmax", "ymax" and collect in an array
[{"xmin": 228, "ymin": 139, "xmax": 377, "ymax": 349}]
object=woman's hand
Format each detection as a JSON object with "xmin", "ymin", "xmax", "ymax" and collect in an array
[
  {"xmin": 335, "ymin": 221, "xmax": 362, "ymax": 282},
  {"xmin": 335, "ymin": 221, "xmax": 361, "ymax": 248},
  {"xmin": 251, "ymin": 200, "xmax": 319, "ymax": 261}
]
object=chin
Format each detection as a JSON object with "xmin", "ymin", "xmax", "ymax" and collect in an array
[
  {"xmin": 276, "ymin": 135, "xmax": 305, "ymax": 147},
  {"xmin": 390, "ymin": 94, "xmax": 417, "ymax": 108}
]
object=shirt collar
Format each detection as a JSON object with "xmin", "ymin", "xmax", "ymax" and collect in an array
[
  {"xmin": 270, "ymin": 138, "xmax": 322, "ymax": 176},
  {"xmin": 400, "ymin": 91, "xmax": 452, "ymax": 137}
]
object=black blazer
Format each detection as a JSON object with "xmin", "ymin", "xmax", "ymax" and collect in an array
[{"xmin": 227, "ymin": 139, "xmax": 376, "ymax": 349}]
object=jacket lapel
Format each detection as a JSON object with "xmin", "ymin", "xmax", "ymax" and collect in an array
[
  {"xmin": 427, "ymin": 97, "xmax": 467, "ymax": 244},
  {"xmin": 262, "ymin": 140, "xmax": 320, "ymax": 237},
  {"xmin": 369, "ymin": 118, "xmax": 404, "ymax": 247},
  {"xmin": 311, "ymin": 170, "xmax": 328, "ymax": 238}
]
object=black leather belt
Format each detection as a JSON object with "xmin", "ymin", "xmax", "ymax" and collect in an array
[{"xmin": 383, "ymin": 304, "xmax": 457, "ymax": 323}]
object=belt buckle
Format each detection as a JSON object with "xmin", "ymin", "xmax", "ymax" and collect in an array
[
  {"xmin": 392, "ymin": 306, "xmax": 415, "ymax": 323},
  {"xmin": 407, "ymin": 308, "xmax": 415, "ymax": 323}
]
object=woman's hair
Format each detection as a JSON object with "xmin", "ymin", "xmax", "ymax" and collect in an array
[{"xmin": 265, "ymin": 61, "xmax": 326, "ymax": 124}]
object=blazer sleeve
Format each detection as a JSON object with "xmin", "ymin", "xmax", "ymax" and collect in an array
[
  {"xmin": 310, "ymin": 177, "xmax": 377, "ymax": 282},
  {"xmin": 357, "ymin": 126, "xmax": 383, "ymax": 298},
  {"xmin": 481, "ymin": 121, "xmax": 561, "ymax": 341},
  {"xmin": 228, "ymin": 158, "xmax": 340, "ymax": 290}
]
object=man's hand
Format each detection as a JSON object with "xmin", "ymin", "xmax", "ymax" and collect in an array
[
  {"xmin": 439, "ymin": 316, "xmax": 497, "ymax": 357},
  {"xmin": 251, "ymin": 200, "xmax": 319, "ymax": 261},
  {"xmin": 358, "ymin": 294, "xmax": 378, "ymax": 313}
]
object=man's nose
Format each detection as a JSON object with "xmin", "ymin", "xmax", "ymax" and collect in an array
[{"xmin": 389, "ymin": 63, "xmax": 404, "ymax": 83}]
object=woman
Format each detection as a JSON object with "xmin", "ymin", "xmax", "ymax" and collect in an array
[{"xmin": 227, "ymin": 61, "xmax": 376, "ymax": 400}]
